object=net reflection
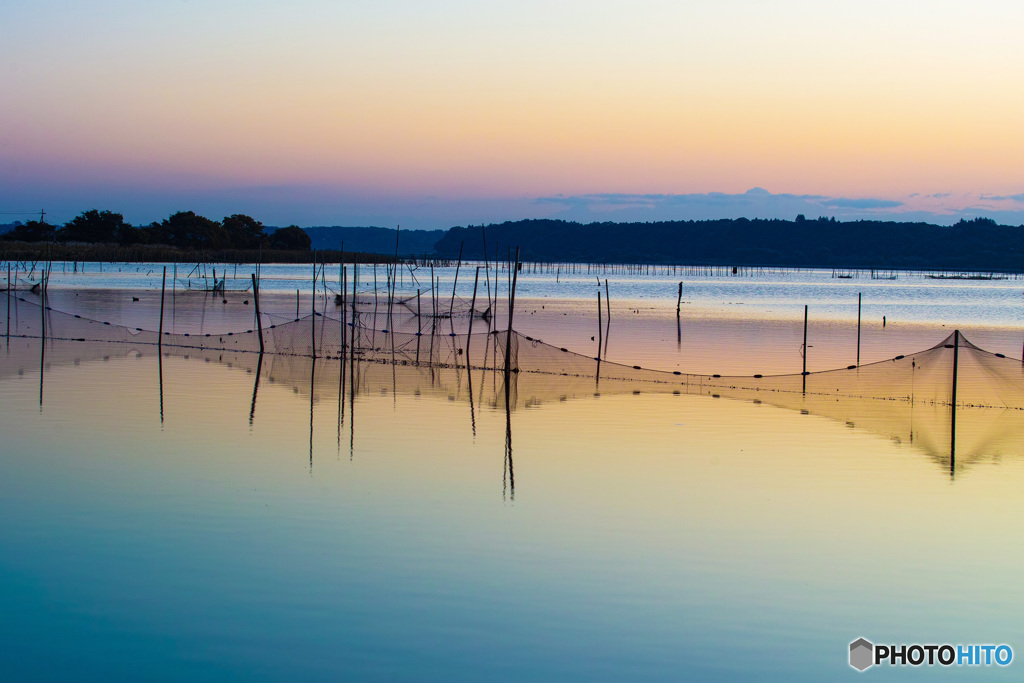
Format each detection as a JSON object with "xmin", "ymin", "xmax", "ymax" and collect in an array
[
  {"xmin": 5, "ymin": 331, "xmax": 1024, "ymax": 486},
  {"xmin": 6, "ymin": 284, "xmax": 1024, "ymax": 483}
]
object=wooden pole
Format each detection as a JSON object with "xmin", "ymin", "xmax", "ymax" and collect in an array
[
  {"xmin": 350, "ymin": 263, "xmax": 358, "ymax": 452},
  {"xmin": 467, "ymin": 267, "xmax": 480, "ymax": 364},
  {"xmin": 504, "ymin": 247, "xmax": 520, "ymax": 376},
  {"xmin": 676, "ymin": 282, "xmax": 682, "ymax": 316},
  {"xmin": 416, "ymin": 288, "xmax": 422, "ymax": 335},
  {"xmin": 391, "ymin": 226, "xmax": 400, "ymax": 328},
  {"xmin": 311, "ymin": 259, "xmax": 317, "ymax": 359},
  {"xmin": 597, "ymin": 290, "xmax": 602, "ymax": 360},
  {"xmin": 803, "ymin": 304, "xmax": 809, "ymax": 377},
  {"xmin": 40, "ymin": 270, "xmax": 46, "ymax": 344},
  {"xmin": 481, "ymin": 225, "xmax": 491, "ymax": 315},
  {"xmin": 159, "ymin": 266, "xmax": 167, "ymax": 346},
  {"xmin": 6, "ymin": 264, "xmax": 10, "ymax": 339},
  {"xmin": 605, "ymin": 278, "xmax": 611, "ymax": 321},
  {"xmin": 450, "ymin": 241, "xmax": 464, "ymax": 321},
  {"xmin": 951, "ymin": 329, "xmax": 959, "ymax": 473},
  {"xmin": 344, "ymin": 266, "xmax": 348, "ymax": 352},
  {"xmin": 251, "ymin": 274, "xmax": 264, "ymax": 353},
  {"xmin": 856, "ymin": 292, "xmax": 862, "ymax": 366},
  {"xmin": 351, "ymin": 263, "xmax": 358, "ymax": 342},
  {"xmin": 604, "ymin": 278, "xmax": 611, "ymax": 357}
]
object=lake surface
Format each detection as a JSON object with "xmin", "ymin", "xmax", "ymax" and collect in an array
[{"xmin": 2, "ymin": 263, "xmax": 1023, "ymax": 680}]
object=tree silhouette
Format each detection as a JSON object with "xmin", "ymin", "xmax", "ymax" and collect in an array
[
  {"xmin": 269, "ymin": 225, "xmax": 311, "ymax": 250},
  {"xmin": 221, "ymin": 214, "xmax": 267, "ymax": 249},
  {"xmin": 1, "ymin": 220, "xmax": 56, "ymax": 242},
  {"xmin": 158, "ymin": 211, "xmax": 228, "ymax": 249},
  {"xmin": 59, "ymin": 209, "xmax": 130, "ymax": 244}
]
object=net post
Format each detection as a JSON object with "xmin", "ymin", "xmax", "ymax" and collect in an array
[
  {"xmin": 311, "ymin": 256, "xmax": 317, "ymax": 359},
  {"xmin": 951, "ymin": 329, "xmax": 959, "ymax": 406},
  {"xmin": 159, "ymin": 266, "xmax": 167, "ymax": 349},
  {"xmin": 951, "ymin": 329, "xmax": 959, "ymax": 474},
  {"xmin": 251, "ymin": 274, "xmax": 264, "ymax": 354},
  {"xmin": 803, "ymin": 304, "xmax": 808, "ymax": 376},
  {"xmin": 40, "ymin": 268, "xmax": 46, "ymax": 344},
  {"xmin": 802, "ymin": 304, "xmax": 809, "ymax": 393},
  {"xmin": 450, "ymin": 241, "xmax": 463, "ymax": 328},
  {"xmin": 856, "ymin": 292, "xmax": 862, "ymax": 366},
  {"xmin": 341, "ymin": 265, "xmax": 347, "ymax": 352},
  {"xmin": 597, "ymin": 290, "xmax": 603, "ymax": 361},
  {"xmin": 392, "ymin": 226, "xmax": 400, "ymax": 329},
  {"xmin": 604, "ymin": 278, "xmax": 611, "ymax": 358},
  {"xmin": 504, "ymin": 246, "xmax": 520, "ymax": 377},
  {"xmin": 467, "ymin": 267, "xmax": 480, "ymax": 365}
]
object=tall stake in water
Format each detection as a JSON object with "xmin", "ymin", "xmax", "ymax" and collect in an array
[
  {"xmin": 341, "ymin": 266, "xmax": 347, "ymax": 351},
  {"xmin": 39, "ymin": 272, "xmax": 46, "ymax": 408},
  {"xmin": 950, "ymin": 329, "xmax": 960, "ymax": 474},
  {"xmin": 481, "ymin": 225, "xmax": 491, "ymax": 315},
  {"xmin": 390, "ymin": 226, "xmax": 401, "ymax": 329},
  {"xmin": 467, "ymin": 267, "xmax": 480, "ymax": 364},
  {"xmin": 311, "ymin": 258, "xmax": 317, "ymax": 359},
  {"xmin": 604, "ymin": 278, "xmax": 611, "ymax": 358},
  {"xmin": 504, "ymin": 247, "xmax": 520, "ymax": 377},
  {"xmin": 450, "ymin": 241, "xmax": 464, "ymax": 330},
  {"xmin": 158, "ymin": 267, "xmax": 167, "ymax": 349},
  {"xmin": 857, "ymin": 292, "xmax": 862, "ymax": 366},
  {"xmin": 597, "ymin": 290, "xmax": 603, "ymax": 361},
  {"xmin": 251, "ymin": 274, "xmax": 264, "ymax": 354},
  {"xmin": 802, "ymin": 304, "xmax": 809, "ymax": 394},
  {"xmin": 350, "ymin": 263, "xmax": 358, "ymax": 459}
]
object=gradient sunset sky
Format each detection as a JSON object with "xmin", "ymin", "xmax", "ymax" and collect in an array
[{"xmin": 3, "ymin": 1, "xmax": 1024, "ymax": 228}]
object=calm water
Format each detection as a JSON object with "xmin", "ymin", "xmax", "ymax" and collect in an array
[
  {"xmin": 2, "ymin": 267, "xmax": 1023, "ymax": 680},
  {"xmin": 19, "ymin": 261, "xmax": 1024, "ymax": 328}
]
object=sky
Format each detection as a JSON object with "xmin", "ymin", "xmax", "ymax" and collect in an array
[{"xmin": 3, "ymin": 0, "xmax": 1024, "ymax": 229}]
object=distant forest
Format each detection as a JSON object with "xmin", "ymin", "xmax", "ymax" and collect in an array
[
  {"xmin": 305, "ymin": 226, "xmax": 445, "ymax": 256},
  {"xmin": 435, "ymin": 216, "xmax": 1024, "ymax": 271},
  {"xmin": 6, "ymin": 211, "xmax": 1024, "ymax": 271}
]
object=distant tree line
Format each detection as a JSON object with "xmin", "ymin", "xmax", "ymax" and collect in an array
[
  {"xmin": 1, "ymin": 210, "xmax": 312, "ymax": 251},
  {"xmin": 9, "ymin": 210, "xmax": 1024, "ymax": 270},
  {"xmin": 435, "ymin": 216, "xmax": 1024, "ymax": 271}
]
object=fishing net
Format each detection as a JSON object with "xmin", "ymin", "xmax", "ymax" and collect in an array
[
  {"xmin": 3, "ymin": 291, "xmax": 1023, "ymax": 407},
  {"xmin": 5, "ymin": 288, "xmax": 1024, "ymax": 472}
]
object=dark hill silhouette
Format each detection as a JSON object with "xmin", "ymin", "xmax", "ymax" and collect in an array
[{"xmin": 433, "ymin": 216, "xmax": 1024, "ymax": 271}]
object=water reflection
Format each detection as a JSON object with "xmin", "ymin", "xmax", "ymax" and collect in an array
[
  {"xmin": 6, "ymin": 333, "xmax": 1023, "ymax": 482},
  {"xmin": 6, "ymin": 338, "xmax": 1024, "ymax": 680}
]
